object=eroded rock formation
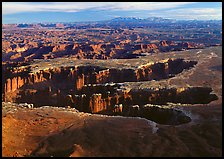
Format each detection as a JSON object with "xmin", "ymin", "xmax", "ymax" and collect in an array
[
  {"xmin": 2, "ymin": 40, "xmax": 202, "ymax": 62},
  {"xmin": 2, "ymin": 57, "xmax": 218, "ymax": 122},
  {"xmin": 2, "ymin": 59, "xmax": 198, "ymax": 103}
]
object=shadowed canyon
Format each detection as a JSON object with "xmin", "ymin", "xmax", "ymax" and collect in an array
[{"xmin": 2, "ymin": 46, "xmax": 222, "ymax": 157}]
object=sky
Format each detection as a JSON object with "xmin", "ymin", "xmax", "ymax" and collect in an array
[{"xmin": 2, "ymin": 2, "xmax": 222, "ymax": 24}]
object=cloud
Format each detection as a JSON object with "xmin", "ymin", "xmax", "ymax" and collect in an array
[
  {"xmin": 3, "ymin": 2, "xmax": 221, "ymax": 21},
  {"xmin": 2, "ymin": 2, "xmax": 197, "ymax": 14},
  {"xmin": 148, "ymin": 7, "xmax": 222, "ymax": 20}
]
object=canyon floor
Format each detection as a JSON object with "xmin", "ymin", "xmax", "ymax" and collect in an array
[{"xmin": 2, "ymin": 46, "xmax": 222, "ymax": 157}]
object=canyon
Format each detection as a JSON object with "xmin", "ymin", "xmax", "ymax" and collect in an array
[
  {"xmin": 2, "ymin": 45, "xmax": 222, "ymax": 157},
  {"xmin": 3, "ymin": 58, "xmax": 212, "ymax": 120},
  {"xmin": 2, "ymin": 16, "xmax": 222, "ymax": 157},
  {"xmin": 2, "ymin": 46, "xmax": 221, "ymax": 123},
  {"xmin": 2, "ymin": 39, "xmax": 201, "ymax": 62},
  {"xmin": 3, "ymin": 18, "xmax": 222, "ymax": 63}
]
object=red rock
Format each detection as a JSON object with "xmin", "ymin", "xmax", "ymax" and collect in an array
[
  {"xmin": 76, "ymin": 74, "xmax": 85, "ymax": 90},
  {"xmin": 159, "ymin": 40, "xmax": 169, "ymax": 47}
]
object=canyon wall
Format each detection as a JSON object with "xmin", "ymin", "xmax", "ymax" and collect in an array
[{"xmin": 2, "ymin": 59, "xmax": 203, "ymax": 114}]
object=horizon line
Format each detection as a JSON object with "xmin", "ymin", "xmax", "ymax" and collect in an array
[{"xmin": 2, "ymin": 17, "xmax": 222, "ymax": 25}]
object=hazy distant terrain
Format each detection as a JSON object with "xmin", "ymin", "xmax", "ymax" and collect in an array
[{"xmin": 2, "ymin": 18, "xmax": 222, "ymax": 62}]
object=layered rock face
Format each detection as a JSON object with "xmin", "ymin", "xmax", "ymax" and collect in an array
[
  {"xmin": 2, "ymin": 57, "xmax": 219, "ymax": 126},
  {"xmin": 3, "ymin": 58, "xmax": 217, "ymax": 117},
  {"xmin": 73, "ymin": 83, "xmax": 131, "ymax": 114},
  {"xmin": 135, "ymin": 59, "xmax": 197, "ymax": 81},
  {"xmin": 3, "ymin": 59, "xmax": 197, "ymax": 98}
]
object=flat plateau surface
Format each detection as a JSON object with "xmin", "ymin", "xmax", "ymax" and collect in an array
[{"xmin": 29, "ymin": 46, "xmax": 221, "ymax": 71}]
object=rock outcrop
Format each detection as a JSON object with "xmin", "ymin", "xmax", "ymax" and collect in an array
[
  {"xmin": 2, "ymin": 58, "xmax": 199, "ymax": 105},
  {"xmin": 2, "ymin": 40, "xmax": 200, "ymax": 62},
  {"xmin": 3, "ymin": 58, "xmax": 217, "ymax": 116}
]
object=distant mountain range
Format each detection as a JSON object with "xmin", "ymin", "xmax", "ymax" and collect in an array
[
  {"xmin": 2, "ymin": 17, "xmax": 222, "ymax": 27},
  {"xmin": 109, "ymin": 17, "xmax": 174, "ymax": 22},
  {"xmin": 105, "ymin": 17, "xmax": 221, "ymax": 23}
]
